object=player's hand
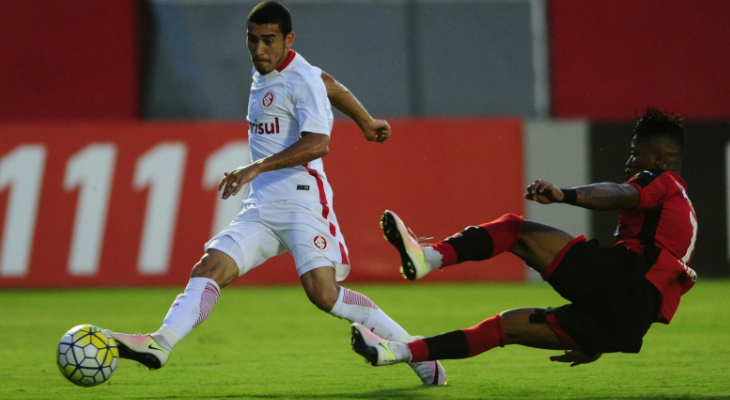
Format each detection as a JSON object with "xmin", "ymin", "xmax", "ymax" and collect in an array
[
  {"xmin": 549, "ymin": 350, "xmax": 602, "ymax": 367},
  {"xmin": 525, "ymin": 180, "xmax": 564, "ymax": 204},
  {"xmin": 361, "ymin": 118, "xmax": 391, "ymax": 143},
  {"xmin": 218, "ymin": 164, "xmax": 260, "ymax": 200}
]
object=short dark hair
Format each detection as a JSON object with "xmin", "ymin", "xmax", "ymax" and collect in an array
[
  {"xmin": 247, "ymin": 1, "xmax": 292, "ymax": 37},
  {"xmin": 634, "ymin": 108, "xmax": 685, "ymax": 153}
]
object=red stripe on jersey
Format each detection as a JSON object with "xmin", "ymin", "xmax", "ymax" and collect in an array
[
  {"xmin": 276, "ymin": 50, "xmax": 297, "ymax": 72},
  {"xmin": 305, "ymin": 163, "xmax": 349, "ymax": 265},
  {"xmin": 541, "ymin": 235, "xmax": 587, "ymax": 280},
  {"xmin": 545, "ymin": 313, "xmax": 581, "ymax": 350}
]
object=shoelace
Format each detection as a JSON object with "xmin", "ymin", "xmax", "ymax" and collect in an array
[{"xmin": 407, "ymin": 227, "xmax": 433, "ymax": 246}]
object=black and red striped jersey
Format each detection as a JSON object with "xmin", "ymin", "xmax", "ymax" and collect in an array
[{"xmin": 615, "ymin": 169, "xmax": 697, "ymax": 323}]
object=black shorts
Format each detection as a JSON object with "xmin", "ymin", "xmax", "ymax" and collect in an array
[{"xmin": 536, "ymin": 238, "xmax": 661, "ymax": 355}]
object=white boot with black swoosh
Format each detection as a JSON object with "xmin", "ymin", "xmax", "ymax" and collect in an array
[{"xmin": 104, "ymin": 331, "xmax": 171, "ymax": 370}]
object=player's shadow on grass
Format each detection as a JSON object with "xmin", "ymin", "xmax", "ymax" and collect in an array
[
  {"xmin": 139, "ymin": 394, "xmax": 730, "ymax": 400},
  {"xmin": 139, "ymin": 387, "xmax": 431, "ymax": 399},
  {"xmin": 568, "ymin": 397, "xmax": 730, "ymax": 400}
]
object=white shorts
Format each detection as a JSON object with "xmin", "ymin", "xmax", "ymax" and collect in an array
[{"xmin": 204, "ymin": 200, "xmax": 351, "ymax": 281}]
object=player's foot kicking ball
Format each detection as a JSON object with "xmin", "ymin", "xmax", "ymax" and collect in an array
[
  {"xmin": 351, "ymin": 323, "xmax": 447, "ymax": 386},
  {"xmin": 104, "ymin": 331, "xmax": 171, "ymax": 370},
  {"xmin": 381, "ymin": 210, "xmax": 430, "ymax": 281}
]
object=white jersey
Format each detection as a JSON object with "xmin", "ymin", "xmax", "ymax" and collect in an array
[{"xmin": 244, "ymin": 50, "xmax": 334, "ymax": 206}]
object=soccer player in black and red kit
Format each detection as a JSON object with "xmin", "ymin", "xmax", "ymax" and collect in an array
[{"xmin": 351, "ymin": 108, "xmax": 698, "ymax": 368}]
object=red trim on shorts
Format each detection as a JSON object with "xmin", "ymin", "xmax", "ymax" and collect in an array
[
  {"xmin": 545, "ymin": 313, "xmax": 582, "ymax": 350},
  {"xmin": 540, "ymin": 235, "xmax": 588, "ymax": 280},
  {"xmin": 338, "ymin": 242, "xmax": 350, "ymax": 265},
  {"xmin": 276, "ymin": 50, "xmax": 296, "ymax": 72},
  {"xmin": 305, "ymin": 163, "xmax": 350, "ymax": 265}
]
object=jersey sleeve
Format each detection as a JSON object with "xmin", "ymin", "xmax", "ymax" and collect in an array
[
  {"xmin": 626, "ymin": 169, "xmax": 675, "ymax": 210},
  {"xmin": 292, "ymin": 69, "xmax": 331, "ymax": 136}
]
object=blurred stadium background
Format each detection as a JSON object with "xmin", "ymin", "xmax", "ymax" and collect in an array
[{"xmin": 1, "ymin": 0, "xmax": 729, "ymax": 288}]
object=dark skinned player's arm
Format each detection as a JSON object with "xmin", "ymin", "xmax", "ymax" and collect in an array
[
  {"xmin": 570, "ymin": 183, "xmax": 641, "ymax": 210},
  {"xmin": 526, "ymin": 180, "xmax": 641, "ymax": 211}
]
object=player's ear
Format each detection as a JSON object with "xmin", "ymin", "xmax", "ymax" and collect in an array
[{"xmin": 285, "ymin": 31, "xmax": 295, "ymax": 48}]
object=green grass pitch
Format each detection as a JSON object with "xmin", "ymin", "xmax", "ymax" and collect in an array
[{"xmin": 1, "ymin": 281, "xmax": 729, "ymax": 399}]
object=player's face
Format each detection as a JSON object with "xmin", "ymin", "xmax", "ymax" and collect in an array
[
  {"xmin": 247, "ymin": 22, "xmax": 294, "ymax": 74},
  {"xmin": 625, "ymin": 135, "xmax": 657, "ymax": 178}
]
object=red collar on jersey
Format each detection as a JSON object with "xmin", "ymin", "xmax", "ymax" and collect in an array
[{"xmin": 276, "ymin": 50, "xmax": 297, "ymax": 72}]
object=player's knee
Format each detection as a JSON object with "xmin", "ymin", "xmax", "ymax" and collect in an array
[
  {"xmin": 496, "ymin": 213, "xmax": 524, "ymax": 232},
  {"xmin": 306, "ymin": 285, "xmax": 339, "ymax": 312},
  {"xmin": 191, "ymin": 250, "xmax": 239, "ymax": 288},
  {"xmin": 499, "ymin": 308, "xmax": 535, "ymax": 342}
]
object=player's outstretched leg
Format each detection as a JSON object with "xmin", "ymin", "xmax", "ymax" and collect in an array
[
  {"xmin": 383, "ymin": 211, "xmax": 527, "ymax": 279},
  {"xmin": 330, "ymin": 287, "xmax": 446, "ymax": 385},
  {"xmin": 330, "ymin": 286, "xmax": 446, "ymax": 386},
  {"xmin": 312, "ymin": 267, "xmax": 445, "ymax": 385},
  {"xmin": 106, "ymin": 276, "xmax": 220, "ymax": 370},
  {"xmin": 330, "ymin": 288, "xmax": 447, "ymax": 384},
  {"xmin": 108, "ymin": 250, "xmax": 231, "ymax": 369}
]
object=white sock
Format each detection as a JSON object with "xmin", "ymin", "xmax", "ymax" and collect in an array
[
  {"xmin": 423, "ymin": 246, "xmax": 444, "ymax": 271},
  {"xmin": 152, "ymin": 277, "xmax": 221, "ymax": 349},
  {"xmin": 329, "ymin": 287, "xmax": 414, "ymax": 342}
]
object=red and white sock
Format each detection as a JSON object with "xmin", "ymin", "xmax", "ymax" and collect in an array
[
  {"xmin": 329, "ymin": 287, "xmax": 413, "ymax": 342},
  {"xmin": 153, "ymin": 277, "xmax": 220, "ymax": 349}
]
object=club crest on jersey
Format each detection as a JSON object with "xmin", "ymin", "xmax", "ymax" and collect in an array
[
  {"xmin": 312, "ymin": 234, "xmax": 329, "ymax": 251},
  {"xmin": 262, "ymin": 91, "xmax": 275, "ymax": 108}
]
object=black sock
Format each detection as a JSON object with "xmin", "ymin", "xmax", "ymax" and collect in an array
[
  {"xmin": 422, "ymin": 330, "xmax": 470, "ymax": 360},
  {"xmin": 443, "ymin": 226, "xmax": 494, "ymax": 263}
]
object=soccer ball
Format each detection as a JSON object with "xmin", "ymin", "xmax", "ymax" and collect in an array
[{"xmin": 57, "ymin": 324, "xmax": 119, "ymax": 387}]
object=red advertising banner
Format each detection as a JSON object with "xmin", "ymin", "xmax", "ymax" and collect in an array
[
  {"xmin": 0, "ymin": 119, "xmax": 524, "ymax": 287},
  {"xmin": 0, "ymin": 0, "xmax": 139, "ymax": 120},
  {"xmin": 550, "ymin": 0, "xmax": 730, "ymax": 120}
]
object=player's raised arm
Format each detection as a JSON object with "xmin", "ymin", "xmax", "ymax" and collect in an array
[
  {"xmin": 525, "ymin": 180, "xmax": 640, "ymax": 210},
  {"xmin": 321, "ymin": 71, "xmax": 390, "ymax": 143}
]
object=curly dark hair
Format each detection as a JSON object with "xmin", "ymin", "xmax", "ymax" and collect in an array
[{"xmin": 634, "ymin": 108, "xmax": 685, "ymax": 154}]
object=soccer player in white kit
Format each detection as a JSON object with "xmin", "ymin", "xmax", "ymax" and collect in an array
[{"xmin": 108, "ymin": 1, "xmax": 446, "ymax": 386}]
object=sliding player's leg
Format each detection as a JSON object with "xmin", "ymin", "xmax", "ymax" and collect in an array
[
  {"xmin": 300, "ymin": 266, "xmax": 446, "ymax": 385},
  {"xmin": 382, "ymin": 210, "xmax": 581, "ymax": 279},
  {"xmin": 352, "ymin": 307, "xmax": 570, "ymax": 366}
]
